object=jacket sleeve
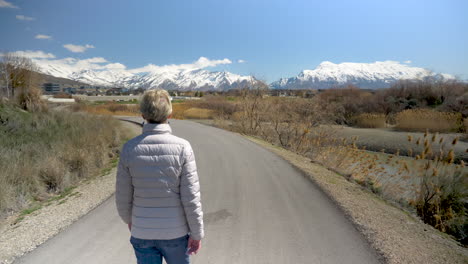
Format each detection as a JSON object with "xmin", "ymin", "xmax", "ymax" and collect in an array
[
  {"xmin": 115, "ymin": 148, "xmax": 134, "ymax": 224},
  {"xmin": 180, "ymin": 143, "xmax": 204, "ymax": 240}
]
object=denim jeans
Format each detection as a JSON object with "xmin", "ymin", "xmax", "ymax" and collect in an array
[{"xmin": 130, "ymin": 235, "xmax": 190, "ymax": 264}]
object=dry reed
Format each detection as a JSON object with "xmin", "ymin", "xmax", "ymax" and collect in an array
[
  {"xmin": 395, "ymin": 109, "xmax": 462, "ymax": 133},
  {"xmin": 353, "ymin": 113, "xmax": 386, "ymax": 128}
]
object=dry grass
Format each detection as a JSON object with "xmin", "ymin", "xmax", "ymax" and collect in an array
[
  {"xmin": 353, "ymin": 113, "xmax": 386, "ymax": 128},
  {"xmin": 395, "ymin": 109, "xmax": 462, "ymax": 133},
  {"xmin": 183, "ymin": 108, "xmax": 214, "ymax": 119},
  {"xmin": 0, "ymin": 103, "xmax": 129, "ymax": 217},
  {"xmin": 71, "ymin": 101, "xmax": 140, "ymax": 116},
  {"xmin": 171, "ymin": 101, "xmax": 193, "ymax": 119}
]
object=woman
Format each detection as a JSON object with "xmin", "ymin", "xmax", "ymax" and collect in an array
[{"xmin": 115, "ymin": 89, "xmax": 204, "ymax": 264}]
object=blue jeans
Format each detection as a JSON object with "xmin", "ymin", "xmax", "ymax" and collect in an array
[{"xmin": 130, "ymin": 235, "xmax": 190, "ymax": 264}]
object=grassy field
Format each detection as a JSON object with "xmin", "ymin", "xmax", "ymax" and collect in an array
[{"xmin": 0, "ymin": 103, "xmax": 130, "ymax": 218}]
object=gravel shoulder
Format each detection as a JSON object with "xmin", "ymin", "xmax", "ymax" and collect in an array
[
  {"xmin": 0, "ymin": 121, "xmax": 140, "ymax": 264},
  {"xmin": 245, "ymin": 136, "xmax": 468, "ymax": 264}
]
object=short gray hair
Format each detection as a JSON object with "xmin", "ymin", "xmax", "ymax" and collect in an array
[{"xmin": 140, "ymin": 89, "xmax": 172, "ymax": 123}]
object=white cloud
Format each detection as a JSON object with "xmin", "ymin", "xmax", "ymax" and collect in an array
[
  {"xmin": 26, "ymin": 56, "xmax": 113, "ymax": 78},
  {"xmin": 84, "ymin": 57, "xmax": 107, "ymax": 63},
  {"xmin": 12, "ymin": 50, "xmax": 56, "ymax": 59},
  {"xmin": 105, "ymin": 63, "xmax": 126, "ymax": 70},
  {"xmin": 63, "ymin": 44, "xmax": 95, "ymax": 53},
  {"xmin": 129, "ymin": 57, "xmax": 232, "ymax": 74},
  {"xmin": 35, "ymin": 34, "xmax": 52, "ymax": 39},
  {"xmin": 16, "ymin": 15, "xmax": 35, "ymax": 21},
  {"xmin": 238, "ymin": 59, "xmax": 246, "ymax": 63},
  {"xmin": 404, "ymin": 60, "xmax": 412, "ymax": 64},
  {"xmin": 0, "ymin": 0, "xmax": 18, "ymax": 8}
]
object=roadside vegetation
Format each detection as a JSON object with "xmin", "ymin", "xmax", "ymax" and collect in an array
[
  {"xmin": 0, "ymin": 103, "xmax": 128, "ymax": 219},
  {"xmin": 164, "ymin": 80, "xmax": 467, "ymax": 245},
  {"xmin": 0, "ymin": 54, "xmax": 129, "ymax": 220}
]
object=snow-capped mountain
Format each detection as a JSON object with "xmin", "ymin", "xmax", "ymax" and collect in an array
[
  {"xmin": 69, "ymin": 70, "xmax": 134, "ymax": 87},
  {"xmin": 36, "ymin": 59, "xmax": 455, "ymax": 90},
  {"xmin": 125, "ymin": 69, "xmax": 255, "ymax": 91},
  {"xmin": 36, "ymin": 60, "xmax": 255, "ymax": 90},
  {"xmin": 271, "ymin": 61, "xmax": 454, "ymax": 89}
]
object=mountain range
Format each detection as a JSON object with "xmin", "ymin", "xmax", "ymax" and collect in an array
[
  {"xmin": 35, "ymin": 60, "xmax": 454, "ymax": 90},
  {"xmin": 271, "ymin": 61, "xmax": 454, "ymax": 89}
]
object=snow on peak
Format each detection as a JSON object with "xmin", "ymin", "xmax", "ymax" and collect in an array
[
  {"xmin": 35, "ymin": 60, "xmax": 254, "ymax": 90},
  {"xmin": 272, "ymin": 61, "xmax": 454, "ymax": 89}
]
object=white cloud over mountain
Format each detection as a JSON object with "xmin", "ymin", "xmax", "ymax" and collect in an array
[
  {"xmin": 12, "ymin": 50, "xmax": 56, "ymax": 59},
  {"xmin": 128, "ymin": 57, "xmax": 232, "ymax": 74},
  {"xmin": 12, "ymin": 50, "xmax": 234, "ymax": 75},
  {"xmin": 63, "ymin": 44, "xmax": 95, "ymax": 53}
]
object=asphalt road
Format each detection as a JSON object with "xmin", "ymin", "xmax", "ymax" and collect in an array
[{"xmin": 16, "ymin": 118, "xmax": 381, "ymax": 264}]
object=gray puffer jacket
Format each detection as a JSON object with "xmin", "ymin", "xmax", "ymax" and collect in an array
[{"xmin": 115, "ymin": 123, "xmax": 204, "ymax": 240}]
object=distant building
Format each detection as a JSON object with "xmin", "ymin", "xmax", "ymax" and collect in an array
[
  {"xmin": 43, "ymin": 83, "xmax": 61, "ymax": 94},
  {"xmin": 63, "ymin": 87, "xmax": 77, "ymax": 94},
  {"xmin": 106, "ymin": 87, "xmax": 124, "ymax": 95}
]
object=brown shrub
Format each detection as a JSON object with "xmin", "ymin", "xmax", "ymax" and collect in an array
[
  {"xmin": 315, "ymin": 86, "xmax": 375, "ymax": 124},
  {"xmin": 17, "ymin": 85, "xmax": 47, "ymax": 112}
]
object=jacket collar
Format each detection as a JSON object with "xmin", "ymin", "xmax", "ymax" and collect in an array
[{"xmin": 142, "ymin": 123, "xmax": 172, "ymax": 134}]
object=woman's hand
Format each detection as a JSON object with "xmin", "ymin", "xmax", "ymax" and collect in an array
[{"xmin": 187, "ymin": 237, "xmax": 201, "ymax": 255}]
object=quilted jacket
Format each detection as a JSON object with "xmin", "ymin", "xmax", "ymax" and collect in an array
[{"xmin": 115, "ymin": 123, "xmax": 204, "ymax": 240}]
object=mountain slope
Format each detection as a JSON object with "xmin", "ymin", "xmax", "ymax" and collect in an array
[
  {"xmin": 35, "ymin": 60, "xmax": 255, "ymax": 90},
  {"xmin": 125, "ymin": 69, "xmax": 255, "ymax": 91},
  {"xmin": 36, "ymin": 59, "xmax": 455, "ymax": 90},
  {"xmin": 271, "ymin": 61, "xmax": 454, "ymax": 89}
]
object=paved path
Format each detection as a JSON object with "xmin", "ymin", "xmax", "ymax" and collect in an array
[{"xmin": 16, "ymin": 119, "xmax": 381, "ymax": 264}]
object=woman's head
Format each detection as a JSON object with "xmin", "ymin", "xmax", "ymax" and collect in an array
[{"xmin": 140, "ymin": 89, "xmax": 172, "ymax": 123}]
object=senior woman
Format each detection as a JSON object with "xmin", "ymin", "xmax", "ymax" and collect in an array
[{"xmin": 116, "ymin": 89, "xmax": 204, "ymax": 264}]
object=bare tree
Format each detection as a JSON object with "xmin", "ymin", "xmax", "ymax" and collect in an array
[
  {"xmin": 0, "ymin": 52, "xmax": 44, "ymax": 110},
  {"xmin": 0, "ymin": 53, "xmax": 12, "ymax": 98},
  {"xmin": 235, "ymin": 78, "xmax": 269, "ymax": 134}
]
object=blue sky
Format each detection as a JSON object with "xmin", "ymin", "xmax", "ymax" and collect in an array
[{"xmin": 0, "ymin": 0, "xmax": 467, "ymax": 81}]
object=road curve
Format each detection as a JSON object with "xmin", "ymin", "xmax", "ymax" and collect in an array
[{"xmin": 16, "ymin": 118, "xmax": 381, "ymax": 264}]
